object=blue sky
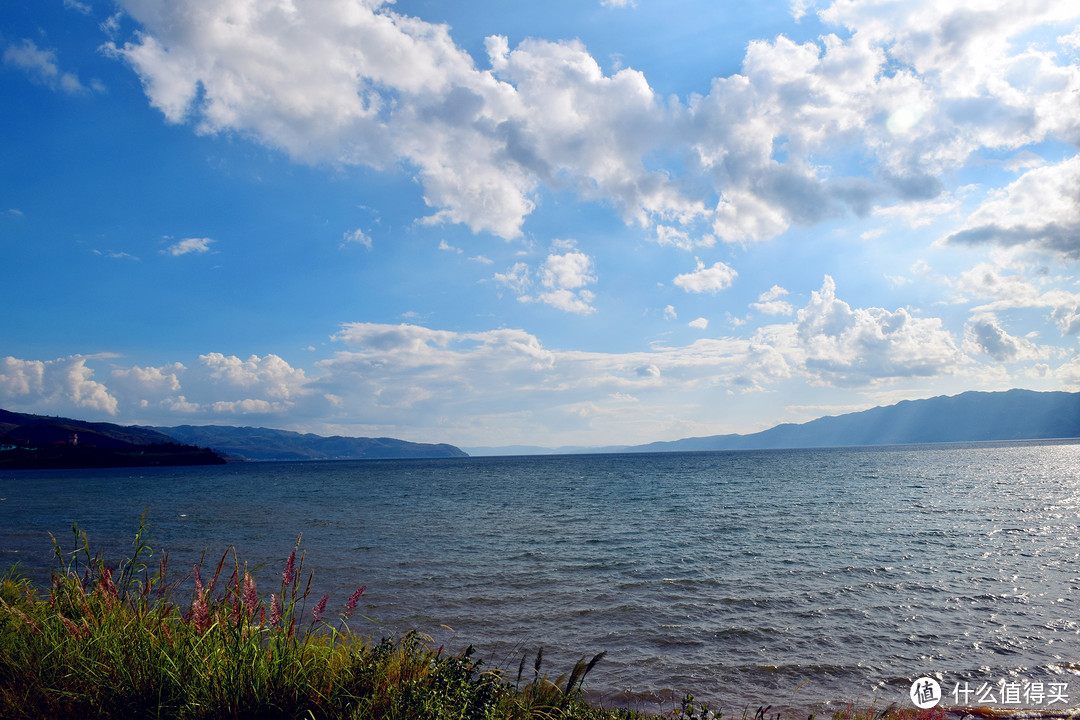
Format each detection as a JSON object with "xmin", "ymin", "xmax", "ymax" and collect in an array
[{"xmin": 3, "ymin": 0, "xmax": 1080, "ymax": 449}]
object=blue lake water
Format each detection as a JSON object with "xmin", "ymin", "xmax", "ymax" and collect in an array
[{"xmin": 2, "ymin": 442, "xmax": 1079, "ymax": 714}]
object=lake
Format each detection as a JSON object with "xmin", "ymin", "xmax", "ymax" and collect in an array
[{"xmin": 2, "ymin": 441, "xmax": 1079, "ymax": 714}]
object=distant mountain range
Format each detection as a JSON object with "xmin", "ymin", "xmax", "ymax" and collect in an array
[
  {"xmin": 150, "ymin": 425, "xmax": 469, "ymax": 461},
  {"xmin": 621, "ymin": 389, "xmax": 1080, "ymax": 453},
  {"xmin": 0, "ymin": 409, "xmax": 225, "ymax": 469},
  {"xmin": 5, "ymin": 389, "xmax": 1077, "ymax": 467},
  {"xmin": 465, "ymin": 389, "xmax": 1080, "ymax": 455},
  {"xmin": 0, "ymin": 409, "xmax": 468, "ymax": 467}
]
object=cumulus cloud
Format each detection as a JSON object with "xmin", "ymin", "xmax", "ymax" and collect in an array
[
  {"xmin": 948, "ymin": 256, "xmax": 1080, "ymax": 337},
  {"xmin": 100, "ymin": 0, "xmax": 1080, "ymax": 250},
  {"xmin": 793, "ymin": 276, "xmax": 965, "ymax": 386},
  {"xmin": 322, "ymin": 278, "xmax": 972, "ymax": 425},
  {"xmin": 539, "ymin": 250, "xmax": 595, "ymax": 290},
  {"xmin": 164, "ymin": 237, "xmax": 213, "ymax": 256},
  {"xmin": 4, "ymin": 39, "xmax": 88, "ymax": 94},
  {"xmin": 963, "ymin": 313, "xmax": 1046, "ymax": 362},
  {"xmin": 943, "ymin": 156, "xmax": 1080, "ymax": 259},
  {"xmin": 199, "ymin": 352, "xmax": 309, "ymax": 401},
  {"xmin": 495, "ymin": 248, "xmax": 598, "ymax": 314},
  {"xmin": 1052, "ymin": 305, "xmax": 1080, "ymax": 336},
  {"xmin": 751, "ymin": 285, "xmax": 794, "ymax": 315},
  {"xmin": 111, "ymin": 363, "xmax": 184, "ymax": 395},
  {"xmin": 689, "ymin": 317, "xmax": 709, "ymax": 329},
  {"xmin": 104, "ymin": 0, "xmax": 688, "ymax": 240},
  {"xmin": 674, "ymin": 260, "xmax": 737, "ymax": 293},
  {"xmin": 0, "ymin": 274, "xmax": 1035, "ymax": 444},
  {"xmin": 0, "ymin": 355, "xmax": 118, "ymax": 415}
]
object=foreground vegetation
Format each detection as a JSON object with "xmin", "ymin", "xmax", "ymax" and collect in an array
[{"xmin": 0, "ymin": 522, "xmax": 950, "ymax": 720}]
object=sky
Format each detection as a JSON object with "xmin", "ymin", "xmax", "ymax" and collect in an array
[{"xmin": 3, "ymin": 0, "xmax": 1080, "ymax": 450}]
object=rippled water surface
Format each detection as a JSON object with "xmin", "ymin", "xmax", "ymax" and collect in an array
[{"xmin": 3, "ymin": 442, "xmax": 1080, "ymax": 713}]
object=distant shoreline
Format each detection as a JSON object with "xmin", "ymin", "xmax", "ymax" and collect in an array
[{"xmin": 0, "ymin": 442, "xmax": 226, "ymax": 470}]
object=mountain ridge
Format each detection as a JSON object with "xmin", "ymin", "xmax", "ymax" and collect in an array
[
  {"xmin": 150, "ymin": 424, "xmax": 469, "ymax": 461},
  {"xmin": 464, "ymin": 389, "xmax": 1080, "ymax": 455},
  {"xmin": 622, "ymin": 389, "xmax": 1080, "ymax": 453},
  {"xmin": 0, "ymin": 409, "xmax": 226, "ymax": 469}
]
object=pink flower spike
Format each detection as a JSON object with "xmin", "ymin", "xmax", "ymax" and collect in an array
[
  {"xmin": 242, "ymin": 573, "xmax": 257, "ymax": 616},
  {"xmin": 282, "ymin": 550, "xmax": 295, "ymax": 586},
  {"xmin": 344, "ymin": 586, "xmax": 366, "ymax": 617},
  {"xmin": 100, "ymin": 566, "xmax": 118, "ymax": 599},
  {"xmin": 270, "ymin": 594, "xmax": 282, "ymax": 627},
  {"xmin": 313, "ymin": 593, "xmax": 328, "ymax": 622}
]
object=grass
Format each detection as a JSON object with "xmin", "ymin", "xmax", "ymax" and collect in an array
[{"xmin": 0, "ymin": 520, "xmax": 952, "ymax": 720}]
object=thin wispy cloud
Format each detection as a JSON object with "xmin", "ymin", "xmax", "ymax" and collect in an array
[{"xmin": 163, "ymin": 237, "xmax": 214, "ymax": 256}]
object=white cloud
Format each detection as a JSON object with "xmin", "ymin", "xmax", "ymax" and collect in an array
[
  {"xmin": 111, "ymin": 363, "xmax": 184, "ymax": 395},
  {"xmin": 655, "ymin": 225, "xmax": 716, "ymax": 251},
  {"xmin": 534, "ymin": 249, "xmax": 598, "ymax": 313},
  {"xmin": 343, "ymin": 228, "xmax": 372, "ymax": 249},
  {"xmin": 94, "ymin": 249, "xmax": 140, "ymax": 261},
  {"xmin": 872, "ymin": 189, "xmax": 967, "ymax": 229},
  {"xmin": 64, "ymin": 0, "xmax": 92, "ymax": 13},
  {"xmin": 102, "ymin": 0, "xmax": 1080, "ymax": 251},
  {"xmin": 0, "ymin": 274, "xmax": 1044, "ymax": 444},
  {"xmin": 1054, "ymin": 354, "xmax": 1080, "ymax": 389},
  {"xmin": 751, "ymin": 285, "xmax": 794, "ymax": 315},
  {"xmin": 790, "ymin": 0, "xmax": 814, "ymax": 22},
  {"xmin": 199, "ymin": 352, "xmax": 308, "ymax": 401},
  {"xmin": 4, "ymin": 39, "xmax": 88, "ymax": 94},
  {"xmin": 0, "ymin": 355, "xmax": 118, "ymax": 415},
  {"xmin": 210, "ymin": 399, "xmax": 290, "ymax": 414},
  {"xmin": 963, "ymin": 312, "xmax": 1047, "ymax": 362},
  {"xmin": 944, "ymin": 155, "xmax": 1080, "ymax": 260},
  {"xmin": 532, "ymin": 288, "xmax": 597, "ymax": 315},
  {"xmin": 497, "ymin": 249, "xmax": 598, "ymax": 314},
  {"xmin": 1052, "ymin": 305, "xmax": 1080, "ymax": 336},
  {"xmin": 689, "ymin": 317, "xmax": 709, "ymax": 329},
  {"xmin": 165, "ymin": 395, "xmax": 201, "ymax": 413},
  {"xmin": 1005, "ymin": 151, "xmax": 1045, "ymax": 173},
  {"xmin": 539, "ymin": 250, "xmax": 595, "ymax": 290},
  {"xmin": 494, "ymin": 261, "xmax": 531, "ymax": 295},
  {"xmin": 105, "ymin": 0, "xmax": 692, "ymax": 241},
  {"xmin": 885, "ymin": 274, "xmax": 912, "ymax": 288},
  {"xmin": 674, "ymin": 260, "xmax": 737, "ymax": 293},
  {"xmin": 663, "ymin": 305, "xmax": 677, "ymax": 321},
  {"xmin": 793, "ymin": 276, "xmax": 966, "ymax": 386},
  {"xmin": 164, "ymin": 237, "xmax": 213, "ymax": 256},
  {"xmin": 948, "ymin": 255, "xmax": 1080, "ymax": 337}
]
